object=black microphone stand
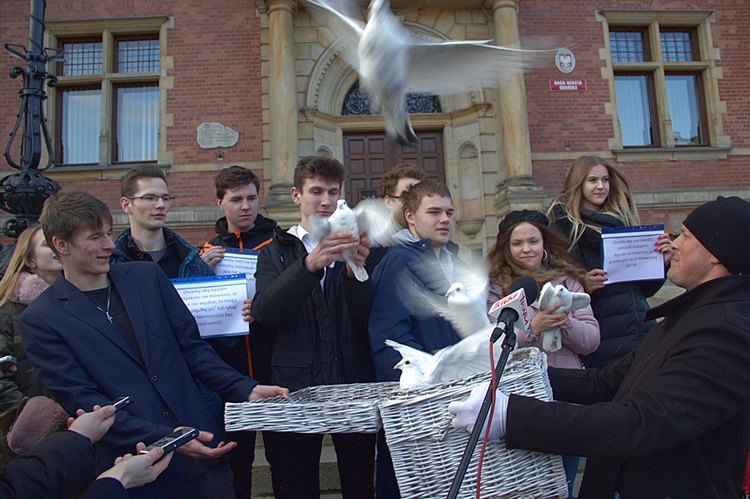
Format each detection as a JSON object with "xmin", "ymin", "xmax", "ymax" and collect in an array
[{"xmin": 446, "ymin": 320, "xmax": 517, "ymax": 499}]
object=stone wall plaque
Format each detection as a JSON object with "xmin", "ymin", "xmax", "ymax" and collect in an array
[{"xmin": 197, "ymin": 122, "xmax": 239, "ymax": 149}]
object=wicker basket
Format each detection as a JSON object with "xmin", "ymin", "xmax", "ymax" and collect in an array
[
  {"xmin": 379, "ymin": 347, "xmax": 568, "ymax": 499},
  {"xmin": 224, "ymin": 381, "xmax": 398, "ymax": 434}
]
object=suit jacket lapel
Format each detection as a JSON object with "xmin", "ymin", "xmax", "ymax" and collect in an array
[
  {"xmin": 108, "ymin": 265, "xmax": 151, "ymax": 366},
  {"xmin": 54, "ymin": 272, "xmax": 144, "ymax": 366}
]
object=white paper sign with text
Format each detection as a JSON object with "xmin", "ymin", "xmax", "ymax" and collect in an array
[
  {"xmin": 213, "ymin": 248, "xmax": 259, "ymax": 298},
  {"xmin": 601, "ymin": 225, "xmax": 665, "ymax": 285},
  {"xmin": 172, "ymin": 274, "xmax": 248, "ymax": 338}
]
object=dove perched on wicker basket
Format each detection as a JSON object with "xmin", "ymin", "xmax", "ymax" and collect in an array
[
  {"xmin": 385, "ymin": 325, "xmax": 500, "ymax": 389},
  {"xmin": 537, "ymin": 281, "xmax": 591, "ymax": 352}
]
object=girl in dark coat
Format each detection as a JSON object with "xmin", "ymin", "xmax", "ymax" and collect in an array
[
  {"xmin": 0, "ymin": 226, "xmax": 60, "ymax": 468},
  {"xmin": 547, "ymin": 156, "xmax": 673, "ymax": 368}
]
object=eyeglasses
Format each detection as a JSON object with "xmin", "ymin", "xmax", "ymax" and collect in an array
[{"xmin": 127, "ymin": 195, "xmax": 175, "ymax": 203}]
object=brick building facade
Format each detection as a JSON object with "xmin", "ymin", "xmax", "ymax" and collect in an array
[{"xmin": 1, "ymin": 0, "xmax": 748, "ymax": 257}]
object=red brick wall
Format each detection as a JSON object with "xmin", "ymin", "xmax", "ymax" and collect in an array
[
  {"xmin": 518, "ymin": 0, "xmax": 750, "ymax": 195},
  {"xmin": 0, "ymin": 0, "xmax": 263, "ymax": 247}
]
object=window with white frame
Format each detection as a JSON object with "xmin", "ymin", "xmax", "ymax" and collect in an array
[
  {"xmin": 601, "ymin": 10, "xmax": 725, "ymax": 154},
  {"xmin": 47, "ymin": 18, "xmax": 166, "ymax": 167}
]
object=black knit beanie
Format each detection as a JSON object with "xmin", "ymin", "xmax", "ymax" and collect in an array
[
  {"xmin": 497, "ymin": 210, "xmax": 549, "ymax": 242},
  {"xmin": 682, "ymin": 196, "xmax": 750, "ymax": 275}
]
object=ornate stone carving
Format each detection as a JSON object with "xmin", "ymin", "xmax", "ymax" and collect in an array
[{"xmin": 456, "ymin": 218, "xmax": 484, "ymax": 238}]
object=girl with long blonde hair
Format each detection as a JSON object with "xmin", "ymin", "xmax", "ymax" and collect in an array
[
  {"xmin": 0, "ymin": 225, "xmax": 59, "ymax": 464},
  {"xmin": 547, "ymin": 156, "xmax": 672, "ymax": 368}
]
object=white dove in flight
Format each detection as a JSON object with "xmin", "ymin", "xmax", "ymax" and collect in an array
[
  {"xmin": 399, "ymin": 263, "xmax": 490, "ymax": 339},
  {"xmin": 443, "ymin": 282, "xmax": 491, "ymax": 339},
  {"xmin": 386, "ymin": 324, "xmax": 500, "ymax": 390},
  {"xmin": 304, "ymin": 0, "xmax": 555, "ymax": 146},
  {"xmin": 537, "ymin": 282, "xmax": 591, "ymax": 352}
]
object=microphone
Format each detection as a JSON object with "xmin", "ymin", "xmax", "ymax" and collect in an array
[{"xmin": 487, "ymin": 276, "xmax": 538, "ymax": 343}]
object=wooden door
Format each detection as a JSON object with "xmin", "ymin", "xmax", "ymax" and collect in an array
[{"xmin": 343, "ymin": 131, "xmax": 444, "ymax": 205}]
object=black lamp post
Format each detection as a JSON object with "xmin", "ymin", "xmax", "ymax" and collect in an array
[{"xmin": 0, "ymin": 0, "xmax": 61, "ymax": 275}]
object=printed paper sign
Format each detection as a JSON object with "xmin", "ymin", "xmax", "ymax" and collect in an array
[
  {"xmin": 213, "ymin": 248, "xmax": 259, "ymax": 297},
  {"xmin": 601, "ymin": 225, "xmax": 665, "ymax": 284},
  {"xmin": 172, "ymin": 274, "xmax": 248, "ymax": 338}
]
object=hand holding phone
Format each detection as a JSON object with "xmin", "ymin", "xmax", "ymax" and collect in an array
[
  {"xmin": 0, "ymin": 355, "xmax": 17, "ymax": 369},
  {"xmin": 140, "ymin": 427, "xmax": 199, "ymax": 455},
  {"xmin": 109, "ymin": 396, "xmax": 133, "ymax": 412}
]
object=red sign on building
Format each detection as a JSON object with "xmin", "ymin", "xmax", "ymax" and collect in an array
[{"xmin": 549, "ymin": 79, "xmax": 588, "ymax": 91}]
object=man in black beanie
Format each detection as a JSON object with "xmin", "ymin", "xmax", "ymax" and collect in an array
[{"xmin": 450, "ymin": 196, "xmax": 750, "ymax": 497}]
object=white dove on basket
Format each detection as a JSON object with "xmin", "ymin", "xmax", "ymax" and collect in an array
[
  {"xmin": 308, "ymin": 198, "xmax": 396, "ymax": 282},
  {"xmin": 303, "ymin": 0, "xmax": 555, "ymax": 146},
  {"xmin": 537, "ymin": 281, "xmax": 591, "ymax": 352},
  {"xmin": 385, "ymin": 325, "xmax": 500, "ymax": 390}
]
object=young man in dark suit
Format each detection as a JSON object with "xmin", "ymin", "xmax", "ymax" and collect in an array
[{"xmin": 19, "ymin": 190, "xmax": 287, "ymax": 498}]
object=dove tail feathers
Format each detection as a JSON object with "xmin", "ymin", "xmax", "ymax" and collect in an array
[
  {"xmin": 351, "ymin": 264, "xmax": 369, "ymax": 282},
  {"xmin": 390, "ymin": 118, "xmax": 418, "ymax": 147}
]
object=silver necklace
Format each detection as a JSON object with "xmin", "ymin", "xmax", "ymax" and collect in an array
[{"xmin": 96, "ymin": 284, "xmax": 113, "ymax": 324}]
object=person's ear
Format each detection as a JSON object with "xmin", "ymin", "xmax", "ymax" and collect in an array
[
  {"xmin": 120, "ymin": 197, "xmax": 132, "ymax": 214},
  {"xmin": 384, "ymin": 196, "xmax": 397, "ymax": 211},
  {"xmin": 217, "ymin": 197, "xmax": 225, "ymax": 212},
  {"xmin": 291, "ymin": 187, "xmax": 302, "ymax": 206},
  {"xmin": 51, "ymin": 236, "xmax": 69, "ymax": 256},
  {"xmin": 404, "ymin": 208, "xmax": 415, "ymax": 226}
]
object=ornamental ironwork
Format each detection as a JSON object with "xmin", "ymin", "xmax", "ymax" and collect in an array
[
  {"xmin": 342, "ymin": 80, "xmax": 441, "ymax": 116},
  {"xmin": 1, "ymin": 0, "xmax": 62, "ymax": 273}
]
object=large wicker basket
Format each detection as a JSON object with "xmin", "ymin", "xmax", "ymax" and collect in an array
[
  {"xmin": 224, "ymin": 381, "xmax": 398, "ymax": 434},
  {"xmin": 379, "ymin": 347, "xmax": 568, "ymax": 499}
]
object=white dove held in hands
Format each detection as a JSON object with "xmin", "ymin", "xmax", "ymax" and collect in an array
[
  {"xmin": 537, "ymin": 282, "xmax": 591, "ymax": 352},
  {"xmin": 328, "ymin": 199, "xmax": 368, "ymax": 282}
]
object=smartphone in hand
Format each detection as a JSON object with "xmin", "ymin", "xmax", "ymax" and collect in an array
[
  {"xmin": 109, "ymin": 396, "xmax": 133, "ymax": 412},
  {"xmin": 140, "ymin": 427, "xmax": 199, "ymax": 455},
  {"xmin": 0, "ymin": 356, "xmax": 17, "ymax": 369}
]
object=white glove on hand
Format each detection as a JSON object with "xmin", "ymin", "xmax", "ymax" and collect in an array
[{"xmin": 448, "ymin": 382, "xmax": 509, "ymax": 441}]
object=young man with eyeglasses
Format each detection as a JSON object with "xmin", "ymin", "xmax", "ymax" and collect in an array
[{"xmin": 111, "ymin": 165, "xmax": 213, "ymax": 279}]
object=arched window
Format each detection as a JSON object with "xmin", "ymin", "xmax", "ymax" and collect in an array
[{"xmin": 341, "ymin": 80, "xmax": 441, "ymax": 116}]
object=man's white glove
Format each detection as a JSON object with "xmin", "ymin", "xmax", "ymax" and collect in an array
[{"xmin": 448, "ymin": 382, "xmax": 509, "ymax": 441}]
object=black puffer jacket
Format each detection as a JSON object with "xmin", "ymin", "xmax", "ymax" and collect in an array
[
  {"xmin": 202, "ymin": 213, "xmax": 277, "ymax": 251},
  {"xmin": 549, "ymin": 204, "xmax": 665, "ymax": 368},
  {"xmin": 250, "ymin": 227, "xmax": 375, "ymax": 392},
  {"xmin": 201, "ymin": 213, "xmax": 278, "ymax": 384}
]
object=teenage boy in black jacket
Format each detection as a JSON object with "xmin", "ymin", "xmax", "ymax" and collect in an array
[
  {"xmin": 251, "ymin": 156, "xmax": 375, "ymax": 498},
  {"xmin": 200, "ymin": 166, "xmax": 278, "ymax": 498}
]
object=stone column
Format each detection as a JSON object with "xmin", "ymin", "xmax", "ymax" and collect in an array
[
  {"xmin": 264, "ymin": 0, "xmax": 299, "ymax": 217},
  {"xmin": 490, "ymin": 0, "xmax": 545, "ymax": 216}
]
